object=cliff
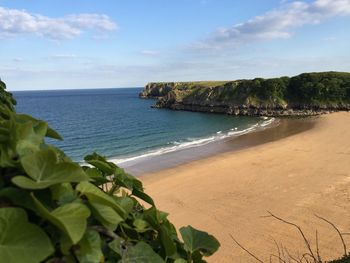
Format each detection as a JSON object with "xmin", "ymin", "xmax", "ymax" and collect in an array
[{"xmin": 139, "ymin": 72, "xmax": 350, "ymax": 116}]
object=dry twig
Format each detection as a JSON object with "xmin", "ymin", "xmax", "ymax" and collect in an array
[
  {"xmin": 265, "ymin": 212, "xmax": 317, "ymax": 263},
  {"xmin": 229, "ymin": 234, "xmax": 264, "ymax": 263},
  {"xmin": 314, "ymin": 214, "xmax": 347, "ymax": 257}
]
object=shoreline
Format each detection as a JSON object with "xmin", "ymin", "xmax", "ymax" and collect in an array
[
  {"xmin": 141, "ymin": 112, "xmax": 350, "ymax": 262},
  {"xmin": 120, "ymin": 117, "xmax": 316, "ymax": 176}
]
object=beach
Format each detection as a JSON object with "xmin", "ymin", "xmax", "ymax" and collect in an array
[{"xmin": 141, "ymin": 112, "xmax": 350, "ymax": 262}]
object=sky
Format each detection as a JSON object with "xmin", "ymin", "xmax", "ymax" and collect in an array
[{"xmin": 1, "ymin": 0, "xmax": 350, "ymax": 91}]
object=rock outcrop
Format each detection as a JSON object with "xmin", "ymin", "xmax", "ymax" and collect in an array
[
  {"xmin": 139, "ymin": 72, "xmax": 350, "ymax": 117},
  {"xmin": 139, "ymin": 82, "xmax": 174, "ymax": 98}
]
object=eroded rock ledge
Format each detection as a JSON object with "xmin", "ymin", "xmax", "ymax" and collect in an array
[{"xmin": 139, "ymin": 72, "xmax": 350, "ymax": 116}]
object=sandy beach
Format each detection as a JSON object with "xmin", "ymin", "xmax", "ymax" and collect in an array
[{"xmin": 141, "ymin": 112, "xmax": 350, "ymax": 262}]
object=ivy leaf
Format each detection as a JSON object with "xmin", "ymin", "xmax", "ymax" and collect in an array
[
  {"xmin": 0, "ymin": 187, "xmax": 36, "ymax": 211},
  {"xmin": 14, "ymin": 120, "xmax": 47, "ymax": 156},
  {"xmin": 108, "ymin": 237, "xmax": 125, "ymax": 257},
  {"xmin": 32, "ymin": 193, "xmax": 91, "ymax": 244},
  {"xmin": 0, "ymin": 207, "xmax": 54, "ymax": 263},
  {"xmin": 120, "ymin": 242, "xmax": 165, "ymax": 263},
  {"xmin": 76, "ymin": 181, "xmax": 126, "ymax": 218},
  {"xmin": 180, "ymin": 226, "xmax": 220, "ymax": 257},
  {"xmin": 50, "ymin": 183, "xmax": 77, "ymax": 205},
  {"xmin": 90, "ymin": 201, "xmax": 124, "ymax": 231},
  {"xmin": 12, "ymin": 148, "xmax": 89, "ymax": 189},
  {"xmin": 160, "ymin": 225, "xmax": 177, "ymax": 257},
  {"xmin": 84, "ymin": 167, "xmax": 109, "ymax": 186},
  {"xmin": 114, "ymin": 168, "xmax": 143, "ymax": 191},
  {"xmin": 115, "ymin": 196, "xmax": 134, "ymax": 216},
  {"xmin": 15, "ymin": 114, "xmax": 62, "ymax": 141},
  {"xmin": 75, "ymin": 230, "xmax": 103, "ymax": 263},
  {"xmin": 132, "ymin": 188, "xmax": 155, "ymax": 206},
  {"xmin": 133, "ymin": 218, "xmax": 150, "ymax": 233},
  {"xmin": 46, "ymin": 127, "xmax": 63, "ymax": 140},
  {"xmin": 84, "ymin": 153, "xmax": 115, "ymax": 174}
]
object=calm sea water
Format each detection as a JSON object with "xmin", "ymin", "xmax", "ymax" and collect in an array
[{"xmin": 13, "ymin": 88, "xmax": 268, "ymax": 163}]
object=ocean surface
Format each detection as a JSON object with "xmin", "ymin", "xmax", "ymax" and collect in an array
[{"xmin": 13, "ymin": 88, "xmax": 273, "ymax": 164}]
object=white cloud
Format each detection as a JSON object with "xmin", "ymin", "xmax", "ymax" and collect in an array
[
  {"xmin": 3, "ymin": 54, "xmax": 350, "ymax": 90},
  {"xmin": 140, "ymin": 50, "xmax": 160, "ymax": 56},
  {"xmin": 50, "ymin": 54, "xmax": 78, "ymax": 59},
  {"xmin": 0, "ymin": 6, "xmax": 117, "ymax": 40},
  {"xmin": 13, "ymin": 57, "xmax": 23, "ymax": 62},
  {"xmin": 194, "ymin": 0, "xmax": 350, "ymax": 49}
]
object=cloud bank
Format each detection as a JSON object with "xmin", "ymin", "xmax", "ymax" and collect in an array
[
  {"xmin": 195, "ymin": 0, "xmax": 350, "ymax": 49},
  {"xmin": 0, "ymin": 6, "xmax": 117, "ymax": 39}
]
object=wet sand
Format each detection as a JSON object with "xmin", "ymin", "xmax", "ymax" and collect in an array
[
  {"xmin": 141, "ymin": 112, "xmax": 350, "ymax": 262},
  {"xmin": 123, "ymin": 117, "xmax": 316, "ymax": 175}
]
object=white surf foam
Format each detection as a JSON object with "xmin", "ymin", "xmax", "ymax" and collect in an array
[{"xmin": 110, "ymin": 117, "xmax": 277, "ymax": 165}]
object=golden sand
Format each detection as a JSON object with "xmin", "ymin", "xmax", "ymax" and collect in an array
[{"xmin": 142, "ymin": 112, "xmax": 350, "ymax": 262}]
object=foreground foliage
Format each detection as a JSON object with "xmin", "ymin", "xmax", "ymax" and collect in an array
[{"xmin": 0, "ymin": 82, "xmax": 219, "ymax": 262}]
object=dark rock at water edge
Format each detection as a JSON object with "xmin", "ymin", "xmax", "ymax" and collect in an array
[{"xmin": 141, "ymin": 72, "xmax": 350, "ymax": 117}]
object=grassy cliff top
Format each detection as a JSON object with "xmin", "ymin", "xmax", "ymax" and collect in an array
[
  {"xmin": 146, "ymin": 80, "xmax": 233, "ymax": 88},
  {"xmin": 145, "ymin": 72, "xmax": 350, "ymax": 108}
]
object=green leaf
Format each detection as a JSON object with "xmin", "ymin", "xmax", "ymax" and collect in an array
[
  {"xmin": 180, "ymin": 226, "xmax": 220, "ymax": 257},
  {"xmin": 32, "ymin": 194, "xmax": 91, "ymax": 244},
  {"xmin": 84, "ymin": 153, "xmax": 115, "ymax": 174},
  {"xmin": 12, "ymin": 148, "xmax": 89, "ymax": 189},
  {"xmin": 114, "ymin": 168, "xmax": 143, "ymax": 191},
  {"xmin": 115, "ymin": 196, "xmax": 134, "ymax": 216},
  {"xmin": 108, "ymin": 236, "xmax": 127, "ymax": 257},
  {"xmin": 87, "ymin": 159, "xmax": 114, "ymax": 174},
  {"xmin": 90, "ymin": 201, "xmax": 124, "ymax": 231},
  {"xmin": 84, "ymin": 167, "xmax": 108, "ymax": 186},
  {"xmin": 46, "ymin": 126, "xmax": 63, "ymax": 140},
  {"xmin": 133, "ymin": 219, "xmax": 150, "ymax": 233},
  {"xmin": 15, "ymin": 114, "xmax": 61, "ymax": 141},
  {"xmin": 132, "ymin": 188, "xmax": 155, "ymax": 206},
  {"xmin": 50, "ymin": 183, "xmax": 77, "ymax": 205},
  {"xmin": 143, "ymin": 207, "xmax": 169, "ymax": 228},
  {"xmin": 0, "ymin": 207, "xmax": 54, "ymax": 263},
  {"xmin": 75, "ymin": 230, "xmax": 103, "ymax": 263},
  {"xmin": 174, "ymin": 259, "xmax": 187, "ymax": 263},
  {"xmin": 0, "ymin": 187, "xmax": 36, "ymax": 211},
  {"xmin": 143, "ymin": 207, "xmax": 161, "ymax": 228},
  {"xmin": 120, "ymin": 242, "xmax": 165, "ymax": 263},
  {"xmin": 76, "ymin": 181, "xmax": 126, "ymax": 218},
  {"xmin": 160, "ymin": 225, "xmax": 177, "ymax": 257},
  {"xmin": 15, "ymin": 120, "xmax": 47, "ymax": 156}
]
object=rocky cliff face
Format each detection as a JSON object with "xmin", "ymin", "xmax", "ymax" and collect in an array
[
  {"xmin": 140, "ymin": 72, "xmax": 350, "ymax": 116},
  {"xmin": 139, "ymin": 82, "xmax": 174, "ymax": 98}
]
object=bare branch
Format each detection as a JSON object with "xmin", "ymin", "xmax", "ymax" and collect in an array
[
  {"xmin": 314, "ymin": 214, "xmax": 347, "ymax": 257},
  {"xmin": 284, "ymin": 247, "xmax": 302, "ymax": 263},
  {"xmin": 301, "ymin": 253, "xmax": 315, "ymax": 263},
  {"xmin": 273, "ymin": 239, "xmax": 282, "ymax": 263},
  {"xmin": 229, "ymin": 234, "xmax": 264, "ymax": 263},
  {"xmin": 315, "ymin": 230, "xmax": 321, "ymax": 263},
  {"xmin": 266, "ymin": 212, "xmax": 317, "ymax": 263}
]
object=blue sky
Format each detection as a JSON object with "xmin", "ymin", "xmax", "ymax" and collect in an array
[{"xmin": 1, "ymin": 0, "xmax": 350, "ymax": 90}]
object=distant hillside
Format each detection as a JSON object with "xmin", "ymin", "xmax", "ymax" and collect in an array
[{"xmin": 140, "ymin": 72, "xmax": 350, "ymax": 116}]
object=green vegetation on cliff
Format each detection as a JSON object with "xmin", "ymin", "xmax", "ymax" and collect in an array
[
  {"xmin": 141, "ymin": 72, "xmax": 350, "ymax": 116},
  {"xmin": 0, "ymin": 81, "xmax": 219, "ymax": 262}
]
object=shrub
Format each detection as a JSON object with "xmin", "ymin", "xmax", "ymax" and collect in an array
[{"xmin": 0, "ymin": 81, "xmax": 220, "ymax": 263}]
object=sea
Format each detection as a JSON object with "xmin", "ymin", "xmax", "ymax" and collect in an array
[{"xmin": 13, "ymin": 88, "xmax": 274, "ymax": 168}]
